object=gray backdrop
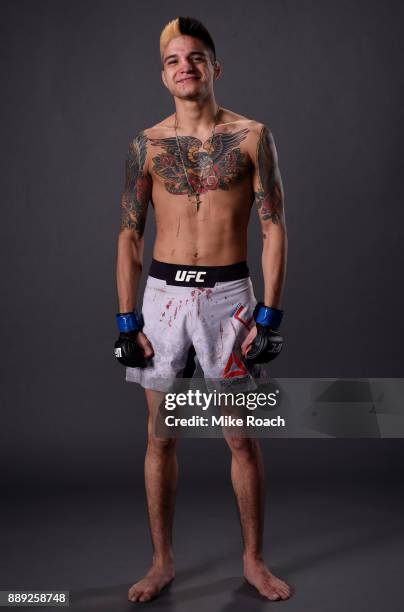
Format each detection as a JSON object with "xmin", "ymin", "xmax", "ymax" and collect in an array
[{"xmin": 1, "ymin": 0, "xmax": 403, "ymax": 491}]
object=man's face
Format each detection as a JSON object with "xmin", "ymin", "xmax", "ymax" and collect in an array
[{"xmin": 161, "ymin": 35, "xmax": 220, "ymax": 100}]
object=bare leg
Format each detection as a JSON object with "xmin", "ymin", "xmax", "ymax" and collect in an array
[
  {"xmin": 224, "ymin": 435, "xmax": 291, "ymax": 601},
  {"xmin": 128, "ymin": 389, "xmax": 176, "ymax": 603}
]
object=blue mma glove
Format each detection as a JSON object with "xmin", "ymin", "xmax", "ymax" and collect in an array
[
  {"xmin": 245, "ymin": 302, "xmax": 284, "ymax": 364},
  {"xmin": 114, "ymin": 310, "xmax": 148, "ymax": 368}
]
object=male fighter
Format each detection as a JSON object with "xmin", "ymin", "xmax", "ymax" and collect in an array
[{"xmin": 115, "ymin": 17, "xmax": 290, "ymax": 603}]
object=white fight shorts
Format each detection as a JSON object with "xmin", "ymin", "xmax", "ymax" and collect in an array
[{"xmin": 126, "ymin": 260, "xmax": 269, "ymax": 391}]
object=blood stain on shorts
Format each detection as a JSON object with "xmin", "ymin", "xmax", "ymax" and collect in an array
[{"xmin": 218, "ymin": 320, "xmax": 224, "ymax": 358}]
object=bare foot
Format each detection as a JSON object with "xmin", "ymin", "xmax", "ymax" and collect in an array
[
  {"xmin": 128, "ymin": 562, "xmax": 174, "ymax": 603},
  {"xmin": 243, "ymin": 556, "xmax": 291, "ymax": 601}
]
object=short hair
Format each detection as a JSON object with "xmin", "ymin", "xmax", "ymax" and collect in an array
[{"xmin": 160, "ymin": 16, "xmax": 216, "ymax": 63}]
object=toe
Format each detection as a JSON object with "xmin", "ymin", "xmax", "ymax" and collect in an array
[
  {"xmin": 273, "ymin": 578, "xmax": 290, "ymax": 599},
  {"xmin": 128, "ymin": 587, "xmax": 142, "ymax": 602},
  {"xmin": 261, "ymin": 585, "xmax": 280, "ymax": 601},
  {"xmin": 139, "ymin": 590, "xmax": 153, "ymax": 602}
]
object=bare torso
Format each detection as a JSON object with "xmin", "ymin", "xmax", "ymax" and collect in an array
[{"xmin": 143, "ymin": 108, "xmax": 262, "ymax": 265}]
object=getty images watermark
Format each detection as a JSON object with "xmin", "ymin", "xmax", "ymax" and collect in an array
[
  {"xmin": 162, "ymin": 388, "xmax": 285, "ymax": 430},
  {"xmin": 152, "ymin": 378, "xmax": 404, "ymax": 438}
]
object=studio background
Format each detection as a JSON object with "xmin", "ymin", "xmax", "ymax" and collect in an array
[
  {"xmin": 1, "ymin": 1, "xmax": 403, "ymax": 509},
  {"xmin": 2, "ymin": 2, "xmax": 404, "ymax": 608}
]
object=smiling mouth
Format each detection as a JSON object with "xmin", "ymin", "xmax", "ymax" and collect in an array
[{"xmin": 177, "ymin": 77, "xmax": 199, "ymax": 83}]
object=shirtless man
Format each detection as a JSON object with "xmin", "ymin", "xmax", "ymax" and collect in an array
[{"xmin": 115, "ymin": 16, "xmax": 290, "ymax": 603}]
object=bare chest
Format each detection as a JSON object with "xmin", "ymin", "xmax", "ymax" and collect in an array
[{"xmin": 146, "ymin": 127, "xmax": 252, "ymax": 196}]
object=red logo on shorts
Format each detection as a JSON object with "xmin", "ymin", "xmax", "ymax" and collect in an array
[
  {"xmin": 223, "ymin": 351, "xmax": 248, "ymax": 378},
  {"xmin": 232, "ymin": 304, "xmax": 253, "ymax": 331}
]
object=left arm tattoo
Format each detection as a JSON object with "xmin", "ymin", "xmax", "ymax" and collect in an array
[{"xmin": 254, "ymin": 126, "xmax": 284, "ymax": 224}]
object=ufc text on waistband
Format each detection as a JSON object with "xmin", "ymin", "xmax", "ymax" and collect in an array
[{"xmin": 149, "ymin": 259, "xmax": 250, "ymax": 287}]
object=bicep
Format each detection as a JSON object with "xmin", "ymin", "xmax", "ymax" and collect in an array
[
  {"xmin": 252, "ymin": 126, "xmax": 285, "ymax": 226},
  {"xmin": 120, "ymin": 132, "xmax": 152, "ymax": 238}
]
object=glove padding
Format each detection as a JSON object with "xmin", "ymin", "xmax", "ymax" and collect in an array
[
  {"xmin": 114, "ymin": 330, "xmax": 148, "ymax": 368},
  {"xmin": 245, "ymin": 324, "xmax": 283, "ymax": 364}
]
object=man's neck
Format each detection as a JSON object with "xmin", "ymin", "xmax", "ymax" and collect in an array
[{"xmin": 173, "ymin": 96, "xmax": 220, "ymax": 133}]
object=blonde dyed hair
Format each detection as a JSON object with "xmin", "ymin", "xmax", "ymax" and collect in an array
[{"xmin": 160, "ymin": 18, "xmax": 181, "ymax": 59}]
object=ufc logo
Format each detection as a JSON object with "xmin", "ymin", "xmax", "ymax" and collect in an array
[{"xmin": 175, "ymin": 270, "xmax": 206, "ymax": 283}]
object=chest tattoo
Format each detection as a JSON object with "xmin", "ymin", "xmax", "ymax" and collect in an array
[{"xmin": 148, "ymin": 128, "xmax": 250, "ymax": 195}]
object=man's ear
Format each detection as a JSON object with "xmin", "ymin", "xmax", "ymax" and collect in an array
[
  {"xmin": 213, "ymin": 61, "xmax": 222, "ymax": 81},
  {"xmin": 161, "ymin": 70, "xmax": 168, "ymax": 89}
]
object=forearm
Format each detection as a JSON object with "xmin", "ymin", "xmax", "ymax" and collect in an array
[
  {"xmin": 116, "ymin": 231, "xmax": 144, "ymax": 312},
  {"xmin": 261, "ymin": 225, "xmax": 287, "ymax": 309}
]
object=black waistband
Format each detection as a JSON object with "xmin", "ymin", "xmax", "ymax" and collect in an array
[{"xmin": 149, "ymin": 259, "xmax": 249, "ymax": 287}]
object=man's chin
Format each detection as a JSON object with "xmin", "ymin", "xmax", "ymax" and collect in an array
[
  {"xmin": 172, "ymin": 82, "xmax": 207, "ymax": 99},
  {"xmin": 174, "ymin": 90, "xmax": 205, "ymax": 102}
]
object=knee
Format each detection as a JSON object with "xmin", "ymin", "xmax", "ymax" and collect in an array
[
  {"xmin": 147, "ymin": 435, "xmax": 177, "ymax": 455},
  {"xmin": 225, "ymin": 435, "xmax": 258, "ymax": 460}
]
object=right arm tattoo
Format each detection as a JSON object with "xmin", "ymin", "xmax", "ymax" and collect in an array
[{"xmin": 120, "ymin": 132, "xmax": 152, "ymax": 237}]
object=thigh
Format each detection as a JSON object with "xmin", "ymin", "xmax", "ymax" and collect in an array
[{"xmin": 144, "ymin": 388, "xmax": 178, "ymax": 445}]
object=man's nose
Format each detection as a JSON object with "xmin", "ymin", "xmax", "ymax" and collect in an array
[{"xmin": 178, "ymin": 58, "xmax": 195, "ymax": 72}]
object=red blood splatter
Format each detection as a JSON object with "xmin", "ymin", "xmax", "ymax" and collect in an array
[
  {"xmin": 218, "ymin": 320, "xmax": 224, "ymax": 358},
  {"xmin": 166, "ymin": 299, "xmax": 173, "ymax": 310}
]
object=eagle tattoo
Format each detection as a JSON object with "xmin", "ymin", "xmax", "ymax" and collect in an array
[{"xmin": 148, "ymin": 128, "xmax": 249, "ymax": 195}]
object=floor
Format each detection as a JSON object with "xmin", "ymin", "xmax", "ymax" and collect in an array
[{"xmin": 2, "ymin": 480, "xmax": 403, "ymax": 611}]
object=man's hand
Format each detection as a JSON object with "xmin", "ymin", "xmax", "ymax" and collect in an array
[
  {"xmin": 136, "ymin": 331, "xmax": 154, "ymax": 359},
  {"xmin": 241, "ymin": 326, "xmax": 258, "ymax": 357},
  {"xmin": 242, "ymin": 301, "xmax": 284, "ymax": 364},
  {"xmin": 114, "ymin": 330, "xmax": 154, "ymax": 368},
  {"xmin": 244, "ymin": 324, "xmax": 283, "ymax": 364},
  {"xmin": 114, "ymin": 308, "xmax": 154, "ymax": 368}
]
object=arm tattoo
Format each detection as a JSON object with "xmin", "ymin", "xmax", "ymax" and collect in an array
[
  {"xmin": 120, "ymin": 132, "xmax": 151, "ymax": 237},
  {"xmin": 254, "ymin": 126, "xmax": 284, "ymax": 224}
]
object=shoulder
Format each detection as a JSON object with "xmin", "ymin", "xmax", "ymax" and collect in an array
[
  {"xmin": 125, "ymin": 121, "xmax": 174, "ymax": 169},
  {"xmin": 126, "ymin": 130, "xmax": 149, "ymax": 153},
  {"xmin": 217, "ymin": 111, "xmax": 273, "ymax": 158},
  {"xmin": 141, "ymin": 114, "xmax": 177, "ymax": 140},
  {"xmin": 217, "ymin": 112, "xmax": 273, "ymax": 162},
  {"xmin": 218, "ymin": 108, "xmax": 270, "ymax": 137},
  {"xmin": 126, "ymin": 115, "xmax": 175, "ymax": 147}
]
